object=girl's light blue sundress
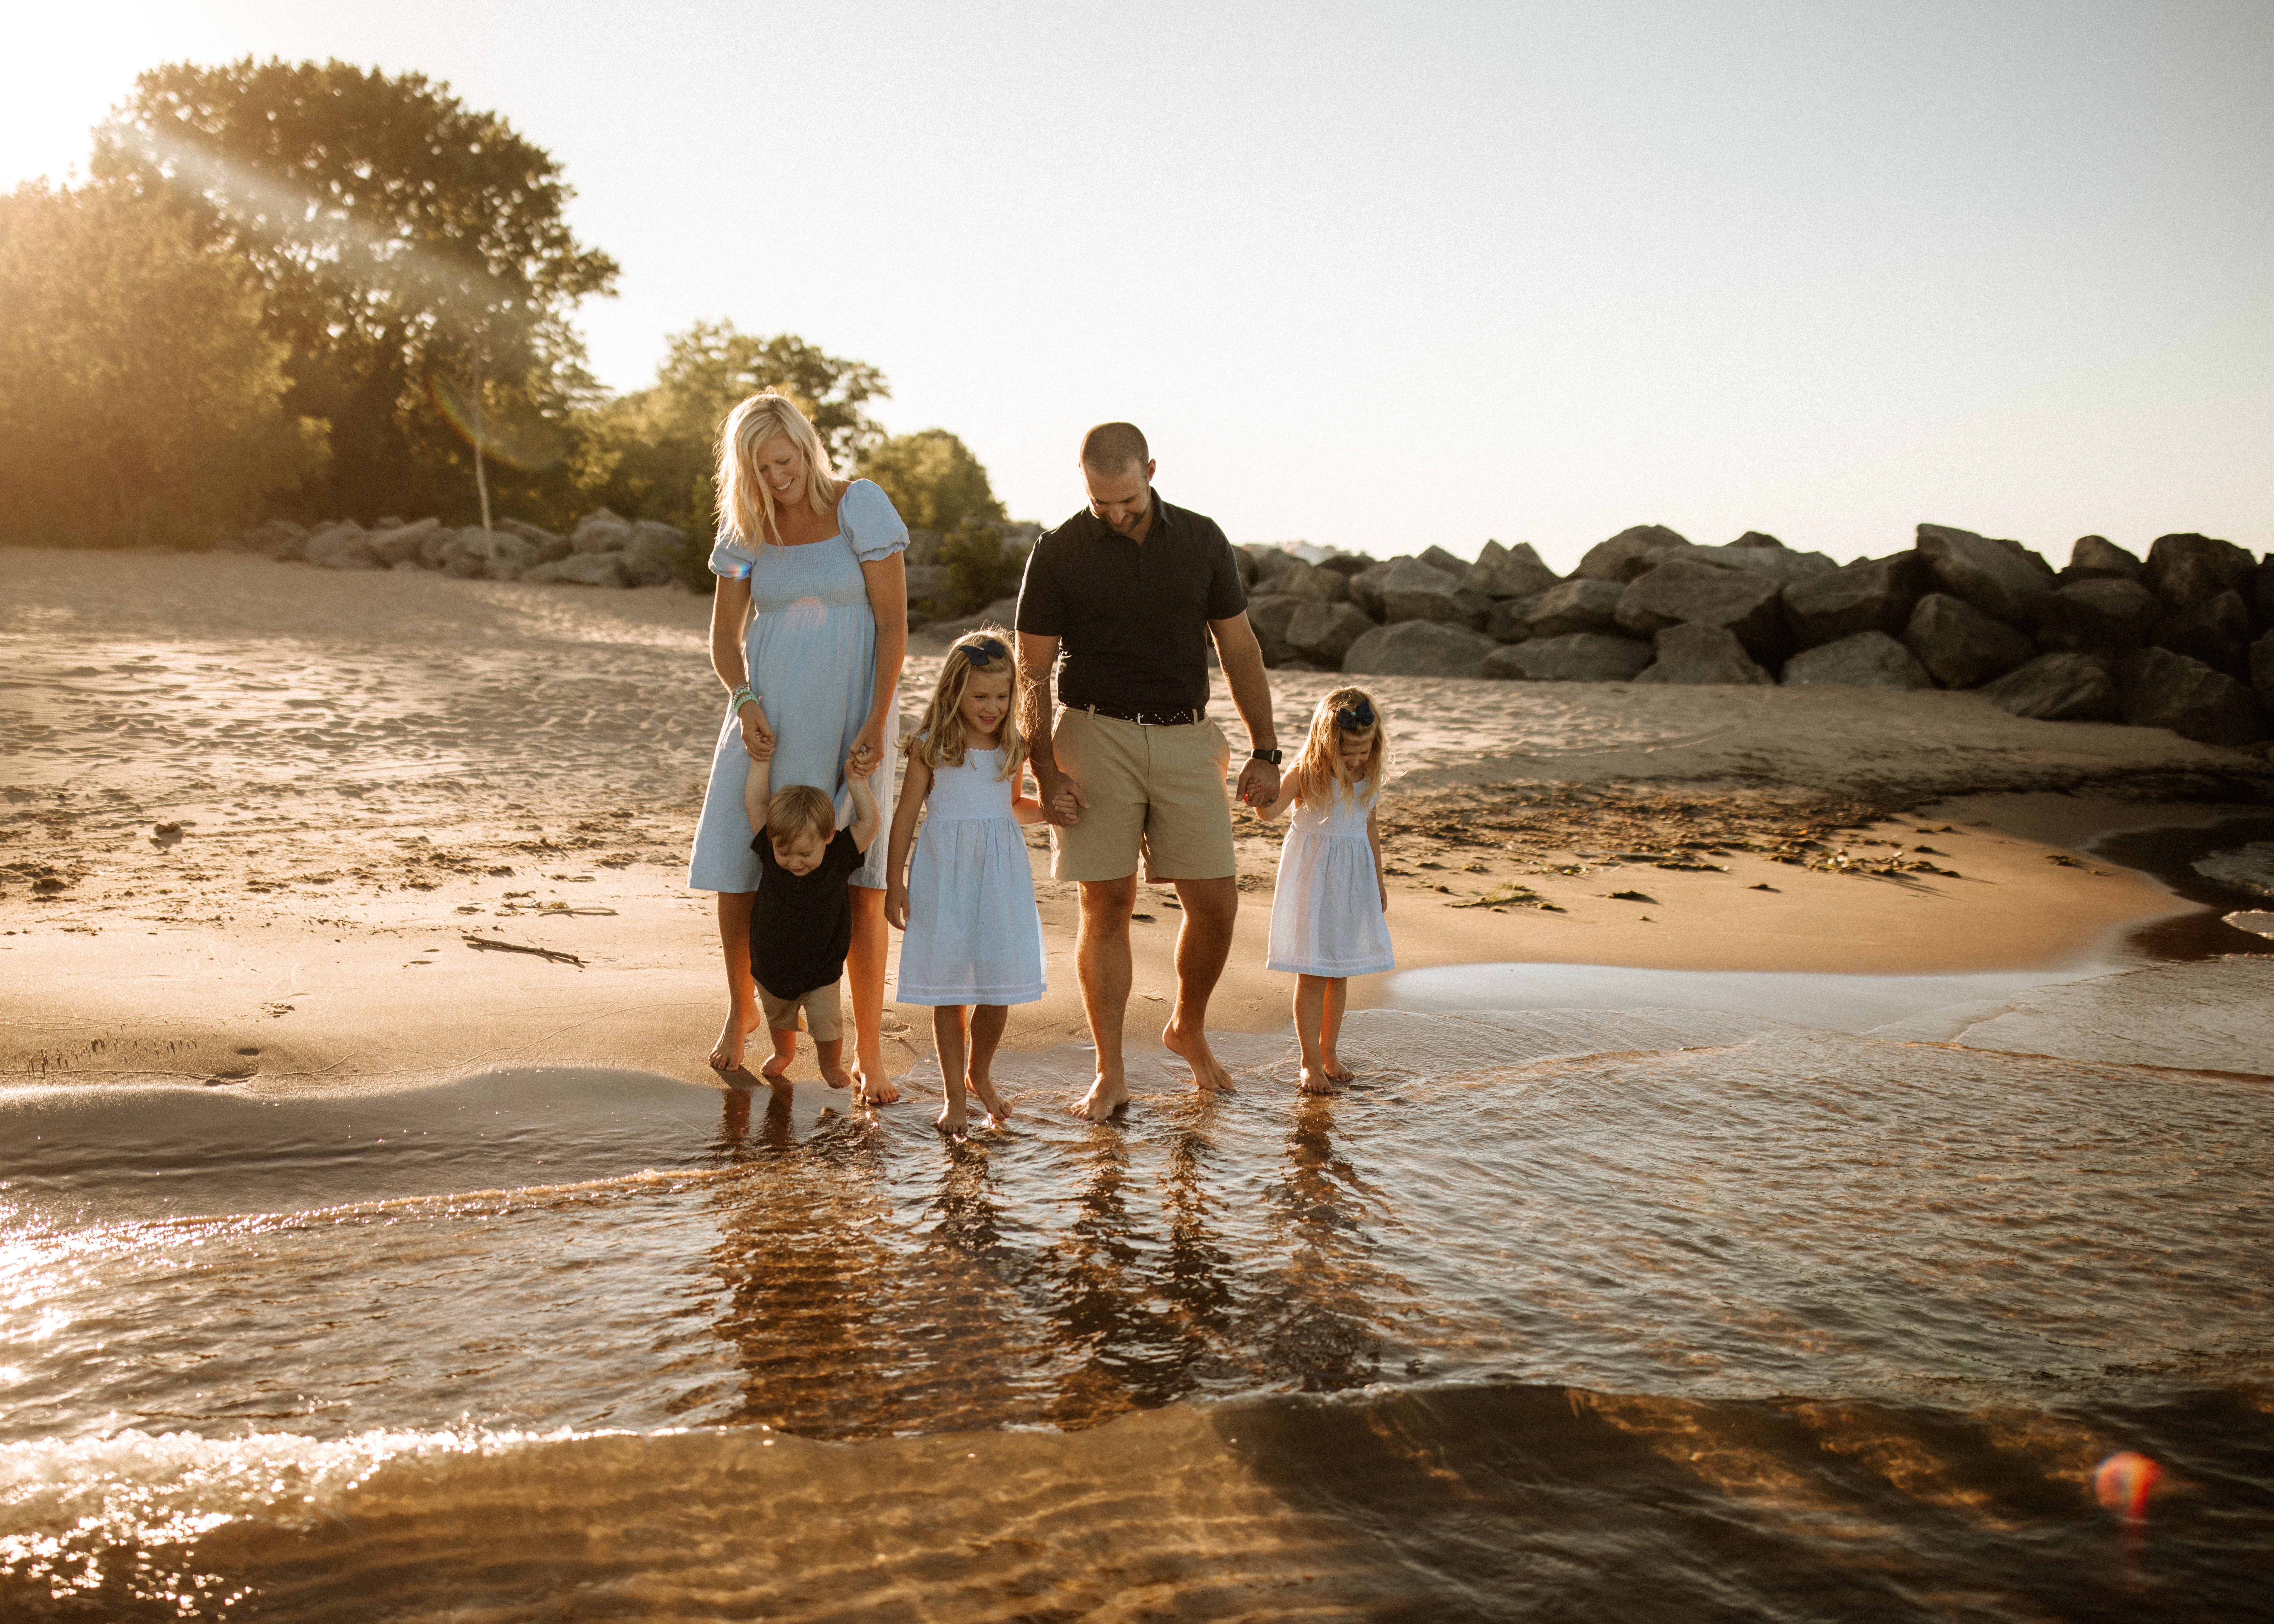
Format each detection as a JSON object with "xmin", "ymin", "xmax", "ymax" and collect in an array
[
  {"xmin": 686, "ymin": 479, "xmax": 907, "ymax": 894},
  {"xmin": 1265, "ymin": 777, "xmax": 1395, "ymax": 977},
  {"xmin": 892, "ymin": 745, "xmax": 1047, "ymax": 1006}
]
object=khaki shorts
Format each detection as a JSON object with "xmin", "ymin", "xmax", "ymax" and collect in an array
[
  {"xmin": 759, "ymin": 979, "xmax": 842, "ymax": 1042},
  {"xmin": 1050, "ymin": 708, "xmax": 1236, "ymax": 883}
]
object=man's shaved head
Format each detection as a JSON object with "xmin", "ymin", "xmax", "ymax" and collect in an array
[{"xmin": 1079, "ymin": 421, "xmax": 1149, "ymax": 475}]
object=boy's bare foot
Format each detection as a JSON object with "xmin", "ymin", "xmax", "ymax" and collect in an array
[
  {"xmin": 1162, "ymin": 1019, "xmax": 1236, "ymax": 1094},
  {"xmin": 1071, "ymin": 1073, "xmax": 1129, "ymax": 1122},
  {"xmin": 1296, "ymin": 1065, "xmax": 1336, "ymax": 1095},
  {"xmin": 968, "ymin": 1074, "xmax": 1012, "ymax": 1124},
  {"xmin": 823, "ymin": 1062, "xmax": 858, "ymax": 1092},
  {"xmin": 709, "ymin": 1007, "xmax": 762, "ymax": 1073},
  {"xmin": 854, "ymin": 1067, "xmax": 901, "ymax": 1106}
]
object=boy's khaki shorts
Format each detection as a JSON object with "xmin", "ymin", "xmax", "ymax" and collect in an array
[
  {"xmin": 1050, "ymin": 708, "xmax": 1236, "ymax": 883},
  {"xmin": 759, "ymin": 979, "xmax": 842, "ymax": 1042}
]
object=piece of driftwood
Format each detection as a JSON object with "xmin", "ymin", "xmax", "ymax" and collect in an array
[{"xmin": 461, "ymin": 933, "xmax": 584, "ymax": 967}]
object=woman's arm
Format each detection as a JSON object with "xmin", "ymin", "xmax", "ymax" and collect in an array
[
  {"xmin": 853, "ymin": 553, "xmax": 908, "ymax": 769},
  {"xmin": 709, "ymin": 576, "xmax": 773, "ymax": 755},
  {"xmin": 882, "ymin": 751, "xmax": 931, "ymax": 930}
]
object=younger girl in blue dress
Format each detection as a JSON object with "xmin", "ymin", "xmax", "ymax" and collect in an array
[
  {"xmin": 883, "ymin": 629, "xmax": 1048, "ymax": 1136},
  {"xmin": 1256, "ymin": 688, "xmax": 1394, "ymax": 1095}
]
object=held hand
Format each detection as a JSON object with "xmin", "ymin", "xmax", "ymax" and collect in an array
[
  {"xmin": 885, "ymin": 885, "xmax": 909, "ymax": 931},
  {"xmin": 1236, "ymin": 758, "xmax": 1281, "ymax": 809},
  {"xmin": 737, "ymin": 697, "xmax": 774, "ymax": 760},
  {"xmin": 1040, "ymin": 769, "xmax": 1088, "ymax": 828},
  {"xmin": 849, "ymin": 719, "xmax": 886, "ymax": 783}
]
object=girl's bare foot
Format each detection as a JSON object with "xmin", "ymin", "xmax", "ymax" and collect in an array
[
  {"xmin": 1319, "ymin": 1057, "xmax": 1354, "ymax": 1083},
  {"xmin": 710, "ymin": 1007, "xmax": 762, "ymax": 1072},
  {"xmin": 1296, "ymin": 1065, "xmax": 1337, "ymax": 1095},
  {"xmin": 935, "ymin": 1096, "xmax": 970, "ymax": 1138},
  {"xmin": 968, "ymin": 1074, "xmax": 1012, "ymax": 1124}
]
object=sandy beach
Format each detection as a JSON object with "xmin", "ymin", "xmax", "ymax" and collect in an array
[{"xmin": 4, "ymin": 546, "xmax": 2269, "ymax": 1099}]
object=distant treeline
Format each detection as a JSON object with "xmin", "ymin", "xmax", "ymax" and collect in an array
[{"xmin": 0, "ymin": 57, "xmax": 1006, "ymax": 591}]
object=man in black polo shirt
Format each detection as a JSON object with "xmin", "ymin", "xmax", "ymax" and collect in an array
[{"xmin": 1016, "ymin": 421, "xmax": 1282, "ymax": 1122}]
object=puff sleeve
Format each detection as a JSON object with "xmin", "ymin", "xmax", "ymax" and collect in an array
[
  {"xmin": 708, "ymin": 521, "xmax": 758, "ymax": 581},
  {"xmin": 839, "ymin": 479, "xmax": 910, "ymax": 562}
]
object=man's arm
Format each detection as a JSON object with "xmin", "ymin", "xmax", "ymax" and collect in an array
[
  {"xmin": 1212, "ymin": 611, "xmax": 1281, "ymax": 810},
  {"xmin": 1018, "ymin": 631, "xmax": 1085, "ymax": 826}
]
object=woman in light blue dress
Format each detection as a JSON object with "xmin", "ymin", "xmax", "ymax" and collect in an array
[{"xmin": 689, "ymin": 392, "xmax": 907, "ymax": 1100}]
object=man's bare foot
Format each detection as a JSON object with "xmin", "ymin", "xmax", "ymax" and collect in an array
[
  {"xmin": 1162, "ymin": 1019, "xmax": 1236, "ymax": 1094},
  {"xmin": 709, "ymin": 1007, "xmax": 762, "ymax": 1073},
  {"xmin": 1071, "ymin": 1074, "xmax": 1130, "ymax": 1122},
  {"xmin": 1296, "ymin": 1065, "xmax": 1336, "ymax": 1095},
  {"xmin": 968, "ymin": 1074, "xmax": 1012, "ymax": 1123},
  {"xmin": 854, "ymin": 1067, "xmax": 902, "ymax": 1106}
]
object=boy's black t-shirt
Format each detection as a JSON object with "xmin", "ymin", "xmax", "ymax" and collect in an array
[{"xmin": 748, "ymin": 826, "xmax": 864, "ymax": 999}]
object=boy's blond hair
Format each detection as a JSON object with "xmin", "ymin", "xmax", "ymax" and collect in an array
[{"xmin": 765, "ymin": 783, "xmax": 835, "ymax": 845}]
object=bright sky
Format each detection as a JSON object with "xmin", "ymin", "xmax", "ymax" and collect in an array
[{"xmin": 9, "ymin": 1, "xmax": 2271, "ymax": 570}]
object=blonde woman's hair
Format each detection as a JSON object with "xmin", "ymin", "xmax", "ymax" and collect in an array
[
  {"xmin": 902, "ymin": 627, "xmax": 1028, "ymax": 782},
  {"xmin": 765, "ymin": 783, "xmax": 836, "ymax": 845},
  {"xmin": 718, "ymin": 392, "xmax": 837, "ymax": 548},
  {"xmin": 1286, "ymin": 685, "xmax": 1387, "ymax": 808}
]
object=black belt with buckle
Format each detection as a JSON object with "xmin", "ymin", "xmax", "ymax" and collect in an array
[{"xmin": 1078, "ymin": 702, "xmax": 1204, "ymax": 727}]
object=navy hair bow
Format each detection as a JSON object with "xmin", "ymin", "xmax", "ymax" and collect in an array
[
  {"xmin": 1335, "ymin": 697, "xmax": 1375, "ymax": 732},
  {"xmin": 963, "ymin": 636, "xmax": 1010, "ymax": 668}
]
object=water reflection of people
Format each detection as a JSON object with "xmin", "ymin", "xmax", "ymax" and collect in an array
[{"xmin": 1252, "ymin": 1096, "xmax": 1394, "ymax": 1390}]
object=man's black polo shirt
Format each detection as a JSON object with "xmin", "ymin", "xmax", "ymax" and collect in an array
[{"xmin": 1014, "ymin": 493, "xmax": 1247, "ymax": 714}]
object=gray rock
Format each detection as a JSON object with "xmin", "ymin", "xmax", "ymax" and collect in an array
[
  {"xmin": 1520, "ymin": 578, "xmax": 1625, "ymax": 638},
  {"xmin": 1342, "ymin": 620, "xmax": 1497, "ymax": 678},
  {"xmin": 1247, "ymin": 546, "xmax": 1300, "ymax": 589},
  {"xmin": 1978, "ymin": 653, "xmax": 2119, "ymax": 721},
  {"xmin": 498, "ymin": 518, "xmax": 569, "ymax": 562},
  {"xmin": 2142, "ymin": 532, "xmax": 2255, "ymax": 610},
  {"xmin": 2152, "ymin": 589, "xmax": 2253, "ymax": 680},
  {"xmin": 571, "ymin": 508, "xmax": 635, "ymax": 554},
  {"xmin": 1286, "ymin": 601, "xmax": 1377, "ymax": 668},
  {"xmin": 1782, "ymin": 554, "xmax": 1923, "ymax": 648},
  {"xmin": 2253, "ymin": 630, "xmax": 2274, "ymax": 706},
  {"xmin": 1462, "ymin": 539, "xmax": 1558, "ymax": 600},
  {"xmin": 1317, "ymin": 553, "xmax": 1374, "ymax": 576},
  {"xmin": 2117, "ymin": 645, "xmax": 2266, "ymax": 746},
  {"xmin": 904, "ymin": 564, "xmax": 952, "ymax": 603},
  {"xmin": 1573, "ymin": 524, "xmax": 1689, "ymax": 582},
  {"xmin": 305, "ymin": 522, "xmax": 378, "ymax": 571},
  {"xmin": 248, "ymin": 518, "xmax": 310, "ymax": 560},
  {"xmin": 2256, "ymin": 557, "xmax": 2274, "ymax": 636},
  {"xmin": 1273, "ymin": 555, "xmax": 1353, "ymax": 603},
  {"xmin": 1615, "ymin": 558, "xmax": 1785, "ymax": 663},
  {"xmin": 366, "ymin": 517, "xmax": 441, "ymax": 568},
  {"xmin": 1903, "ymin": 592, "xmax": 2032, "ymax": 687},
  {"xmin": 434, "ymin": 527, "xmax": 497, "ymax": 579},
  {"xmin": 2062, "ymin": 534, "xmax": 2141, "ymax": 582},
  {"xmin": 1345, "ymin": 557, "xmax": 1407, "ymax": 619},
  {"xmin": 618, "ymin": 520, "xmax": 685, "ymax": 587},
  {"xmin": 1418, "ymin": 544, "xmax": 1469, "ymax": 579},
  {"xmin": 1482, "ymin": 631, "xmax": 1654, "ymax": 683},
  {"xmin": 1671, "ymin": 542, "xmax": 1837, "ymax": 586},
  {"xmin": 1915, "ymin": 523, "xmax": 2056, "ymax": 627},
  {"xmin": 2034, "ymin": 577, "xmax": 2161, "ymax": 654},
  {"xmin": 904, "ymin": 528, "xmax": 944, "ymax": 568},
  {"xmin": 1635, "ymin": 623, "xmax": 1772, "ymax": 686},
  {"xmin": 1729, "ymin": 531, "xmax": 1783, "ymax": 549},
  {"xmin": 1245, "ymin": 593, "xmax": 1302, "ymax": 666},
  {"xmin": 1783, "ymin": 630, "xmax": 1934, "ymax": 690},
  {"xmin": 545, "ymin": 552, "xmax": 631, "ymax": 588},
  {"xmin": 1371, "ymin": 558, "xmax": 1478, "ymax": 627}
]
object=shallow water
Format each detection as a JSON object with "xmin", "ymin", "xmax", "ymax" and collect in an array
[{"xmin": 4, "ymin": 997, "xmax": 2271, "ymax": 1620}]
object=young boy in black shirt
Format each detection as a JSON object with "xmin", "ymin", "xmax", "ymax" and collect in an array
[{"xmin": 741, "ymin": 738, "xmax": 882, "ymax": 1088}]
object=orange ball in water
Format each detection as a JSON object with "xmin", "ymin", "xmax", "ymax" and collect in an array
[{"xmin": 2094, "ymin": 1451, "xmax": 2162, "ymax": 1521}]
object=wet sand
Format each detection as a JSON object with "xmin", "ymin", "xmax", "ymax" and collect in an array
[{"xmin": 3, "ymin": 546, "xmax": 2269, "ymax": 1099}]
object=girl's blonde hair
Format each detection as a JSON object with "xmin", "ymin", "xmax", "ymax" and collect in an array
[
  {"xmin": 902, "ymin": 627, "xmax": 1028, "ymax": 781},
  {"xmin": 1286, "ymin": 685, "xmax": 1387, "ymax": 807},
  {"xmin": 717, "ymin": 392, "xmax": 837, "ymax": 548}
]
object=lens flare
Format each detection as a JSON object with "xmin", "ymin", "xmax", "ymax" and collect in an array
[
  {"xmin": 428, "ymin": 373, "xmax": 568, "ymax": 471},
  {"xmin": 2093, "ymin": 1451, "xmax": 2161, "ymax": 1522}
]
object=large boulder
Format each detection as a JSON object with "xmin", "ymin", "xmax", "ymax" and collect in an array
[
  {"xmin": 1782, "ymin": 554, "xmax": 1923, "ymax": 648},
  {"xmin": 620, "ymin": 519, "xmax": 686, "ymax": 587},
  {"xmin": 483, "ymin": 531, "xmax": 539, "ymax": 581},
  {"xmin": 1286, "ymin": 602, "xmax": 1377, "ymax": 668},
  {"xmin": 1915, "ymin": 523, "xmax": 2056, "ymax": 628},
  {"xmin": 2117, "ymin": 646, "xmax": 2266, "ymax": 746},
  {"xmin": 1485, "ymin": 593, "xmax": 1546, "ymax": 642},
  {"xmin": 1462, "ymin": 539, "xmax": 1558, "ymax": 600},
  {"xmin": 1979, "ymin": 653, "xmax": 2120, "ymax": 721},
  {"xmin": 1418, "ymin": 544, "xmax": 1470, "ymax": 579},
  {"xmin": 1729, "ymin": 530, "xmax": 1783, "ymax": 549},
  {"xmin": 2061, "ymin": 534, "xmax": 2142, "ymax": 582},
  {"xmin": 1640, "ymin": 540, "xmax": 1837, "ymax": 587},
  {"xmin": 1573, "ymin": 524, "xmax": 1688, "ymax": 582},
  {"xmin": 1634, "ymin": 623, "xmax": 1772, "ymax": 686},
  {"xmin": 570, "ymin": 508, "xmax": 635, "ymax": 555},
  {"xmin": 1342, "ymin": 620, "xmax": 1497, "ymax": 678},
  {"xmin": 1366, "ymin": 558, "xmax": 1484, "ymax": 628},
  {"xmin": 1246, "ymin": 546, "xmax": 1301, "ymax": 590},
  {"xmin": 2253, "ymin": 630, "xmax": 2274, "ymax": 707},
  {"xmin": 1903, "ymin": 592, "xmax": 2032, "ymax": 688},
  {"xmin": 1271, "ymin": 554, "xmax": 1352, "ymax": 603},
  {"xmin": 1244, "ymin": 593, "xmax": 1302, "ymax": 665},
  {"xmin": 1783, "ymin": 630, "xmax": 1934, "ymax": 690},
  {"xmin": 2151, "ymin": 590, "xmax": 2254, "ymax": 680},
  {"xmin": 437, "ymin": 526, "xmax": 498, "ymax": 578},
  {"xmin": 1345, "ymin": 557, "xmax": 1409, "ymax": 619},
  {"xmin": 248, "ymin": 518, "xmax": 310, "ymax": 560},
  {"xmin": 2256, "ymin": 556, "xmax": 2274, "ymax": 636},
  {"xmin": 305, "ymin": 522, "xmax": 378, "ymax": 570},
  {"xmin": 2141, "ymin": 532, "xmax": 2255, "ymax": 610},
  {"xmin": 498, "ymin": 518, "xmax": 570, "ymax": 563},
  {"xmin": 1482, "ymin": 631, "xmax": 1654, "ymax": 683},
  {"xmin": 366, "ymin": 517, "xmax": 441, "ymax": 568},
  {"xmin": 1318, "ymin": 553, "xmax": 1374, "ymax": 576},
  {"xmin": 2033, "ymin": 577, "xmax": 2161, "ymax": 655},
  {"xmin": 1517, "ymin": 577, "xmax": 1624, "ymax": 639},
  {"xmin": 528, "ymin": 551, "xmax": 630, "ymax": 588},
  {"xmin": 1615, "ymin": 558, "xmax": 1785, "ymax": 663}
]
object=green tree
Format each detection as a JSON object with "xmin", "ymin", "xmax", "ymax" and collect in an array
[
  {"xmin": 0, "ymin": 182, "xmax": 326, "ymax": 547},
  {"xmin": 91, "ymin": 57, "xmax": 617, "ymax": 523},
  {"xmin": 861, "ymin": 428, "xmax": 1006, "ymax": 537}
]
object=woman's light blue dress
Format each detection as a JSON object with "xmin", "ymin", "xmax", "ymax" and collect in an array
[
  {"xmin": 893, "ymin": 745, "xmax": 1047, "ymax": 1006},
  {"xmin": 686, "ymin": 479, "xmax": 906, "ymax": 894}
]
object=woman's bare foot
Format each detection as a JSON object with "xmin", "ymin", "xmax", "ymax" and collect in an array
[
  {"xmin": 854, "ymin": 1067, "xmax": 902, "ymax": 1106},
  {"xmin": 1296, "ymin": 1065, "xmax": 1337, "ymax": 1095},
  {"xmin": 710, "ymin": 1006, "xmax": 762, "ymax": 1073},
  {"xmin": 1162, "ymin": 1019, "xmax": 1236, "ymax": 1094},
  {"xmin": 968, "ymin": 1073, "xmax": 1012, "ymax": 1124},
  {"xmin": 1072, "ymin": 1073, "xmax": 1130, "ymax": 1122}
]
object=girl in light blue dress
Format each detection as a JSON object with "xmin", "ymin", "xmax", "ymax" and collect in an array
[
  {"xmin": 882, "ymin": 629, "xmax": 1047, "ymax": 1137},
  {"xmin": 688, "ymin": 393, "xmax": 908, "ymax": 1099},
  {"xmin": 1256, "ymin": 688, "xmax": 1394, "ymax": 1096}
]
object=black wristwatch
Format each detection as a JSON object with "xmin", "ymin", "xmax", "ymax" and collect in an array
[{"xmin": 1250, "ymin": 748, "xmax": 1283, "ymax": 765}]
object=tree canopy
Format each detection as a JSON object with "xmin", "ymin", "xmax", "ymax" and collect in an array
[{"xmin": 861, "ymin": 429, "xmax": 1007, "ymax": 537}]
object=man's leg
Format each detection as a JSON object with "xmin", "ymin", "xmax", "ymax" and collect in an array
[
  {"xmin": 1162, "ymin": 875, "xmax": 1238, "ymax": 1094},
  {"xmin": 1072, "ymin": 875, "xmax": 1137, "ymax": 1121}
]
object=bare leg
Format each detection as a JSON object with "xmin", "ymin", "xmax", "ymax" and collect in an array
[
  {"xmin": 759, "ymin": 1025, "xmax": 797, "ymax": 1082},
  {"xmin": 815, "ymin": 1036, "xmax": 854, "ymax": 1093},
  {"xmin": 1294, "ymin": 974, "xmax": 1347, "ymax": 1094},
  {"xmin": 709, "ymin": 892, "xmax": 762, "ymax": 1072},
  {"xmin": 846, "ymin": 887, "xmax": 899, "ymax": 1105},
  {"xmin": 1072, "ymin": 876, "xmax": 1136, "ymax": 1121},
  {"xmin": 1162, "ymin": 875, "xmax": 1238, "ymax": 1095},
  {"xmin": 967, "ymin": 1003, "xmax": 1011, "ymax": 1123},
  {"xmin": 933, "ymin": 1005, "xmax": 970, "ymax": 1136}
]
